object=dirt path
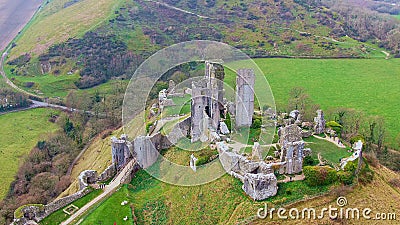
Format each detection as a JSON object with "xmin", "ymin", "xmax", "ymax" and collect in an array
[
  {"xmin": 312, "ymin": 134, "xmax": 346, "ymax": 148},
  {"xmin": 61, "ymin": 159, "xmax": 137, "ymax": 225},
  {"xmin": 227, "ymin": 141, "xmax": 278, "ymax": 153},
  {"xmin": 278, "ymin": 173, "xmax": 305, "ymax": 183},
  {"xmin": 145, "ymin": 0, "xmax": 212, "ymax": 19},
  {"xmin": 150, "ymin": 115, "xmax": 186, "ymax": 135}
]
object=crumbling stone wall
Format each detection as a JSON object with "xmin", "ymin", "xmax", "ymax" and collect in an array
[
  {"xmin": 12, "ymin": 188, "xmax": 92, "ymax": 224},
  {"xmin": 217, "ymin": 142, "xmax": 278, "ymax": 200},
  {"xmin": 242, "ymin": 173, "xmax": 278, "ymax": 200},
  {"xmin": 166, "ymin": 117, "xmax": 191, "ymax": 144},
  {"xmin": 279, "ymin": 124, "xmax": 307, "ymax": 174},
  {"xmin": 97, "ymin": 164, "xmax": 116, "ymax": 182},
  {"xmin": 78, "ymin": 170, "xmax": 98, "ymax": 190}
]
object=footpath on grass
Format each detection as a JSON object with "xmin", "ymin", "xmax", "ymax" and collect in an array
[{"xmin": 60, "ymin": 159, "xmax": 137, "ymax": 225}]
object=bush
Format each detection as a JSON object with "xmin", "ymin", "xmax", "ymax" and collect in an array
[
  {"xmin": 344, "ymin": 159, "xmax": 358, "ymax": 174},
  {"xmin": 337, "ymin": 171, "xmax": 354, "ymax": 185},
  {"xmin": 146, "ymin": 122, "xmax": 153, "ymax": 133},
  {"xmin": 251, "ymin": 118, "xmax": 262, "ymax": 129},
  {"xmin": 195, "ymin": 147, "xmax": 218, "ymax": 166},
  {"xmin": 225, "ymin": 113, "xmax": 232, "ymax": 131},
  {"xmin": 303, "ymin": 156, "xmax": 317, "ymax": 166},
  {"xmin": 350, "ymin": 135, "xmax": 365, "ymax": 145},
  {"xmin": 272, "ymin": 134, "xmax": 279, "ymax": 144},
  {"xmin": 358, "ymin": 163, "xmax": 374, "ymax": 184},
  {"xmin": 326, "ymin": 121, "xmax": 342, "ymax": 134},
  {"xmin": 303, "ymin": 166, "xmax": 338, "ymax": 186}
]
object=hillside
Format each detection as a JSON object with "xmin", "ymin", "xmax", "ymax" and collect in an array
[
  {"xmin": 5, "ymin": 0, "xmax": 397, "ymax": 98},
  {"xmin": 0, "ymin": 108, "xmax": 60, "ymax": 199}
]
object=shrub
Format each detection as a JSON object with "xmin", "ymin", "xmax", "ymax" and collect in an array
[
  {"xmin": 350, "ymin": 135, "xmax": 365, "ymax": 145},
  {"xmin": 272, "ymin": 134, "xmax": 279, "ymax": 144},
  {"xmin": 146, "ymin": 122, "xmax": 153, "ymax": 133},
  {"xmin": 251, "ymin": 118, "xmax": 262, "ymax": 129},
  {"xmin": 225, "ymin": 113, "xmax": 232, "ymax": 131},
  {"xmin": 303, "ymin": 156, "xmax": 317, "ymax": 166},
  {"xmin": 326, "ymin": 121, "xmax": 342, "ymax": 134},
  {"xmin": 358, "ymin": 163, "xmax": 374, "ymax": 184},
  {"xmin": 303, "ymin": 166, "xmax": 338, "ymax": 186},
  {"xmin": 337, "ymin": 171, "xmax": 354, "ymax": 185},
  {"xmin": 195, "ymin": 147, "xmax": 218, "ymax": 166},
  {"xmin": 344, "ymin": 160, "xmax": 358, "ymax": 174}
]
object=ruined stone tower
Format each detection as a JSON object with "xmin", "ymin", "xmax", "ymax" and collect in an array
[
  {"xmin": 235, "ymin": 69, "xmax": 255, "ymax": 128},
  {"xmin": 278, "ymin": 125, "xmax": 305, "ymax": 174},
  {"xmin": 191, "ymin": 61, "xmax": 225, "ymax": 142},
  {"xmin": 314, "ymin": 109, "xmax": 326, "ymax": 134},
  {"xmin": 111, "ymin": 134, "xmax": 133, "ymax": 170}
]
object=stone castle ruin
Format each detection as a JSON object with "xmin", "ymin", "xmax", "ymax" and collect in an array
[
  {"xmin": 191, "ymin": 62, "xmax": 226, "ymax": 142},
  {"xmin": 278, "ymin": 124, "xmax": 307, "ymax": 174},
  {"xmin": 14, "ymin": 61, "xmax": 327, "ymax": 225},
  {"xmin": 14, "ymin": 61, "xmax": 329, "ymax": 224}
]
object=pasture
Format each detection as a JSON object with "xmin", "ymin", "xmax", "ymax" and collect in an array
[{"xmin": 0, "ymin": 108, "xmax": 60, "ymax": 199}]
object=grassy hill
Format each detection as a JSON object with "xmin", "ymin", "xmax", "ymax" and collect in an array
[
  {"xmin": 8, "ymin": 0, "xmax": 122, "ymax": 59},
  {"xmin": 0, "ymin": 108, "xmax": 60, "ymax": 200}
]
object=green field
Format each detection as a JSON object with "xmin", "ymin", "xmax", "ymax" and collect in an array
[
  {"xmin": 40, "ymin": 189, "xmax": 103, "ymax": 225},
  {"xmin": 6, "ymin": 72, "xmax": 79, "ymax": 98},
  {"xmin": 304, "ymin": 136, "xmax": 352, "ymax": 165},
  {"xmin": 0, "ymin": 108, "xmax": 60, "ymax": 199},
  {"xmin": 256, "ymin": 58, "xmax": 400, "ymax": 148}
]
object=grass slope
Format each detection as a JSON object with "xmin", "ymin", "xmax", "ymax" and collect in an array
[
  {"xmin": 59, "ymin": 128, "xmax": 124, "ymax": 196},
  {"xmin": 8, "ymin": 0, "xmax": 121, "ymax": 59},
  {"xmin": 0, "ymin": 108, "xmax": 59, "ymax": 199}
]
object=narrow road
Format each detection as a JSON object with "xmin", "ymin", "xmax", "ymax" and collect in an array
[
  {"xmin": 1, "ymin": 51, "xmax": 41, "ymax": 99},
  {"xmin": 61, "ymin": 159, "xmax": 137, "ymax": 225}
]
